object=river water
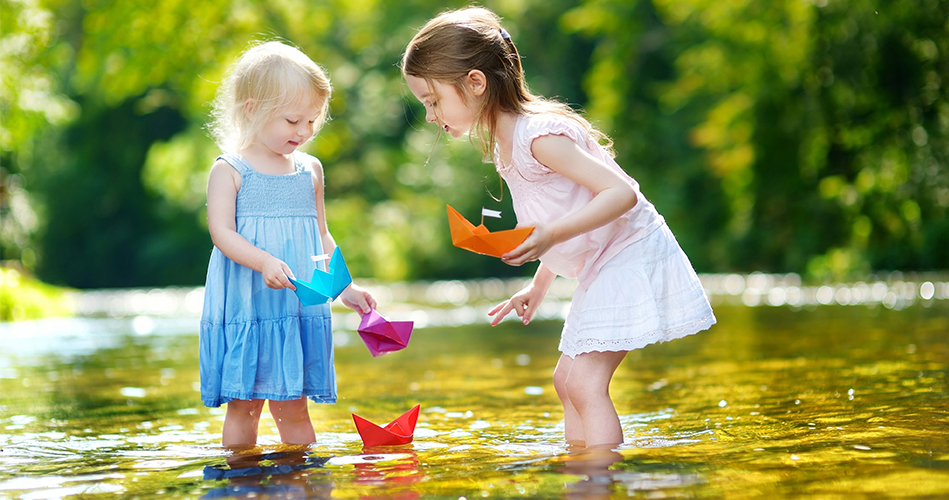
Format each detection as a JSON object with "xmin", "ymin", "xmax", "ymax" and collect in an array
[{"xmin": 1, "ymin": 277, "xmax": 947, "ymax": 499}]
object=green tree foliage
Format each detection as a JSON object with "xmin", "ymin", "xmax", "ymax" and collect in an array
[
  {"xmin": 2, "ymin": 0, "xmax": 947, "ymax": 288},
  {"xmin": 566, "ymin": 0, "xmax": 949, "ymax": 280}
]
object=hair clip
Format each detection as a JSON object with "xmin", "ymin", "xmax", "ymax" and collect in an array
[{"xmin": 499, "ymin": 28, "xmax": 511, "ymax": 41}]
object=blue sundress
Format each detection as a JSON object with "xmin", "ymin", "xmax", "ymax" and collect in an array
[{"xmin": 199, "ymin": 152, "xmax": 336, "ymax": 407}]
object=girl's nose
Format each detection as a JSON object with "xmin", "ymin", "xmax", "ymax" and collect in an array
[{"xmin": 425, "ymin": 108, "xmax": 436, "ymax": 123}]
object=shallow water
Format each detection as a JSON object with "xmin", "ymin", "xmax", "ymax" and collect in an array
[{"xmin": 1, "ymin": 300, "xmax": 948, "ymax": 499}]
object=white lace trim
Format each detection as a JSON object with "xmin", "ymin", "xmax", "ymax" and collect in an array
[{"xmin": 559, "ymin": 313, "xmax": 716, "ymax": 358}]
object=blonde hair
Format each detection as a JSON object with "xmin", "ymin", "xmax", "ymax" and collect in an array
[
  {"xmin": 209, "ymin": 41, "xmax": 332, "ymax": 152},
  {"xmin": 401, "ymin": 7, "xmax": 613, "ymax": 160}
]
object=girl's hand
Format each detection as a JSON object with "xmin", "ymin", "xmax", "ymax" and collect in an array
[
  {"xmin": 501, "ymin": 224, "xmax": 556, "ymax": 267},
  {"xmin": 339, "ymin": 283, "xmax": 377, "ymax": 316},
  {"xmin": 262, "ymin": 256, "xmax": 296, "ymax": 290},
  {"xmin": 488, "ymin": 281, "xmax": 547, "ymax": 326}
]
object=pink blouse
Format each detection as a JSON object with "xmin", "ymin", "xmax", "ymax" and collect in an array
[{"xmin": 496, "ymin": 113, "xmax": 665, "ymax": 289}]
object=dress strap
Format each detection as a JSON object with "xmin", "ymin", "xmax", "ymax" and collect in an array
[
  {"xmin": 217, "ymin": 153, "xmax": 254, "ymax": 175},
  {"xmin": 291, "ymin": 151, "xmax": 310, "ymax": 173}
]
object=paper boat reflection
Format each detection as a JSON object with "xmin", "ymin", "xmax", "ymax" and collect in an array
[
  {"xmin": 447, "ymin": 205, "xmax": 533, "ymax": 258},
  {"xmin": 290, "ymin": 246, "xmax": 352, "ymax": 305},
  {"xmin": 352, "ymin": 405, "xmax": 421, "ymax": 447},
  {"xmin": 358, "ymin": 309, "xmax": 413, "ymax": 357}
]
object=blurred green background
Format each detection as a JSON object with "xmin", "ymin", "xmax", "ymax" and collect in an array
[{"xmin": 2, "ymin": 0, "xmax": 947, "ymax": 289}]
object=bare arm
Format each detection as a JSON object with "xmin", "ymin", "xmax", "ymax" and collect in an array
[
  {"xmin": 488, "ymin": 263, "xmax": 557, "ymax": 326},
  {"xmin": 310, "ymin": 162, "xmax": 337, "ymax": 258},
  {"xmin": 501, "ymin": 134, "xmax": 638, "ymax": 266},
  {"xmin": 308, "ymin": 159, "xmax": 377, "ymax": 314},
  {"xmin": 206, "ymin": 159, "xmax": 295, "ymax": 289}
]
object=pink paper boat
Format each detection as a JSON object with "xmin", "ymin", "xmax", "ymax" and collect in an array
[
  {"xmin": 358, "ymin": 309, "xmax": 413, "ymax": 357},
  {"xmin": 352, "ymin": 404, "xmax": 421, "ymax": 447}
]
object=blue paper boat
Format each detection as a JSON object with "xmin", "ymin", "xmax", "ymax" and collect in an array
[{"xmin": 290, "ymin": 246, "xmax": 353, "ymax": 305}]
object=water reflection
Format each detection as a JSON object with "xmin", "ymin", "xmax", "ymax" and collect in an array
[
  {"xmin": 560, "ymin": 446, "xmax": 624, "ymax": 499},
  {"xmin": 201, "ymin": 450, "xmax": 332, "ymax": 499},
  {"xmin": 1, "ymin": 297, "xmax": 948, "ymax": 498},
  {"xmin": 331, "ymin": 450, "xmax": 424, "ymax": 497},
  {"xmin": 556, "ymin": 445, "xmax": 707, "ymax": 499},
  {"xmin": 198, "ymin": 448, "xmax": 426, "ymax": 500}
]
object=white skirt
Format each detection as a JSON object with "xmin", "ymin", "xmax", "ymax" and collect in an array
[{"xmin": 560, "ymin": 223, "xmax": 715, "ymax": 358}]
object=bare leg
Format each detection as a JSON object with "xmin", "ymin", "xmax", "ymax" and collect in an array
[
  {"xmin": 269, "ymin": 397, "xmax": 316, "ymax": 445},
  {"xmin": 563, "ymin": 351, "xmax": 627, "ymax": 447},
  {"xmin": 223, "ymin": 399, "xmax": 266, "ymax": 448},
  {"xmin": 553, "ymin": 354, "xmax": 585, "ymax": 446}
]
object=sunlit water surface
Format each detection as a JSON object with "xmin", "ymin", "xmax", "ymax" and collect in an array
[{"xmin": 1, "ymin": 300, "xmax": 947, "ymax": 499}]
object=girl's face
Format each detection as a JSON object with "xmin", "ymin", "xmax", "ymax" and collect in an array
[
  {"xmin": 406, "ymin": 75, "xmax": 478, "ymax": 138},
  {"xmin": 251, "ymin": 97, "xmax": 323, "ymax": 156}
]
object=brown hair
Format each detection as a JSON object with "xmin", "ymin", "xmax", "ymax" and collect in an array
[{"xmin": 401, "ymin": 7, "xmax": 612, "ymax": 160}]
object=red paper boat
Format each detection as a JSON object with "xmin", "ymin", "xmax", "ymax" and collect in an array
[
  {"xmin": 352, "ymin": 405, "xmax": 421, "ymax": 447},
  {"xmin": 358, "ymin": 309, "xmax": 414, "ymax": 357}
]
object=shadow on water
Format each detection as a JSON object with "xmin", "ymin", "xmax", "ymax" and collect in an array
[{"xmin": 1, "ymin": 294, "xmax": 948, "ymax": 498}]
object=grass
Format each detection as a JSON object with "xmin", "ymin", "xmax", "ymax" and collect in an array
[{"xmin": 0, "ymin": 267, "xmax": 74, "ymax": 321}]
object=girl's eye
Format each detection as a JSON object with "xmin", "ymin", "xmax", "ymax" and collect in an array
[{"xmin": 287, "ymin": 119, "xmax": 299, "ymax": 125}]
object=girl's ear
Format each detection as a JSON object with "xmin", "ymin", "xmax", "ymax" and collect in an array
[
  {"xmin": 243, "ymin": 98, "xmax": 256, "ymax": 119},
  {"xmin": 466, "ymin": 70, "xmax": 487, "ymax": 97}
]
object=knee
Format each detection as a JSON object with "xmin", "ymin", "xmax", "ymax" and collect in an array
[
  {"xmin": 229, "ymin": 399, "xmax": 265, "ymax": 417},
  {"xmin": 554, "ymin": 365, "xmax": 571, "ymax": 403},
  {"xmin": 270, "ymin": 399, "xmax": 311, "ymax": 423},
  {"xmin": 554, "ymin": 367, "xmax": 593, "ymax": 407},
  {"xmin": 564, "ymin": 376, "xmax": 603, "ymax": 410},
  {"xmin": 553, "ymin": 363, "xmax": 571, "ymax": 398}
]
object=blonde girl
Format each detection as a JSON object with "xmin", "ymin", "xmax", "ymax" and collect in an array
[{"xmin": 201, "ymin": 41, "xmax": 375, "ymax": 448}]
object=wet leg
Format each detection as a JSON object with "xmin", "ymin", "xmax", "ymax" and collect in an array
[
  {"xmin": 564, "ymin": 351, "xmax": 627, "ymax": 447},
  {"xmin": 223, "ymin": 399, "xmax": 266, "ymax": 448},
  {"xmin": 269, "ymin": 397, "xmax": 316, "ymax": 445},
  {"xmin": 553, "ymin": 354, "xmax": 585, "ymax": 446}
]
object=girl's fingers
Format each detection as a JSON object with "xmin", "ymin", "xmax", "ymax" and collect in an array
[
  {"xmin": 343, "ymin": 295, "xmax": 364, "ymax": 315},
  {"xmin": 280, "ymin": 264, "xmax": 296, "ymax": 290},
  {"xmin": 342, "ymin": 288, "xmax": 376, "ymax": 315},
  {"xmin": 506, "ymin": 243, "xmax": 532, "ymax": 260},
  {"xmin": 487, "ymin": 301, "xmax": 507, "ymax": 315},
  {"xmin": 276, "ymin": 271, "xmax": 294, "ymax": 290},
  {"xmin": 503, "ymin": 241, "xmax": 542, "ymax": 266},
  {"xmin": 357, "ymin": 295, "xmax": 372, "ymax": 315},
  {"xmin": 501, "ymin": 234, "xmax": 535, "ymax": 262},
  {"xmin": 503, "ymin": 254, "xmax": 531, "ymax": 267},
  {"xmin": 522, "ymin": 302, "xmax": 537, "ymax": 324},
  {"xmin": 266, "ymin": 275, "xmax": 281, "ymax": 290},
  {"xmin": 489, "ymin": 303, "xmax": 515, "ymax": 326}
]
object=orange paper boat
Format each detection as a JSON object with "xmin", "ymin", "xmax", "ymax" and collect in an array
[
  {"xmin": 447, "ymin": 205, "xmax": 533, "ymax": 258},
  {"xmin": 352, "ymin": 405, "xmax": 421, "ymax": 447}
]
